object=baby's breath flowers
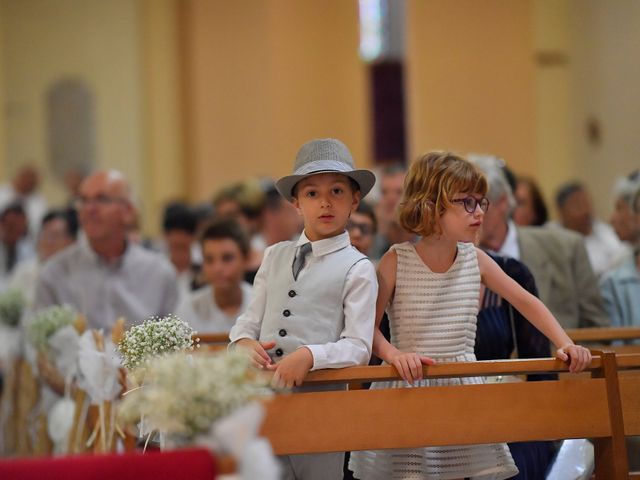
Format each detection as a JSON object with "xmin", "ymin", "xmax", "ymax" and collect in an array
[
  {"xmin": 27, "ymin": 304, "xmax": 77, "ymax": 351},
  {"xmin": 0, "ymin": 289, "xmax": 25, "ymax": 328},
  {"xmin": 117, "ymin": 314, "xmax": 197, "ymax": 370},
  {"xmin": 118, "ymin": 349, "xmax": 271, "ymax": 440}
]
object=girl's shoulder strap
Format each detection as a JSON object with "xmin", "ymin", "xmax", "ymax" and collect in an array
[
  {"xmin": 457, "ymin": 241, "xmax": 478, "ymax": 259},
  {"xmin": 388, "ymin": 242, "xmax": 414, "ymax": 269},
  {"xmin": 389, "ymin": 242, "xmax": 413, "ymax": 254}
]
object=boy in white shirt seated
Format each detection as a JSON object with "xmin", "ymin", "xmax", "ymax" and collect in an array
[
  {"xmin": 229, "ymin": 138, "xmax": 378, "ymax": 480},
  {"xmin": 176, "ymin": 218, "xmax": 252, "ymax": 334}
]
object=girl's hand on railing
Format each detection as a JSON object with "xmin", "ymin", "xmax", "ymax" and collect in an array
[
  {"xmin": 389, "ymin": 352, "xmax": 435, "ymax": 385},
  {"xmin": 556, "ymin": 344, "xmax": 592, "ymax": 373}
]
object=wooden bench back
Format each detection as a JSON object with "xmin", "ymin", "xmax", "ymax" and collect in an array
[
  {"xmin": 568, "ymin": 327, "xmax": 640, "ymax": 354},
  {"xmin": 618, "ymin": 353, "xmax": 640, "ymax": 437},
  {"xmin": 194, "ymin": 333, "xmax": 229, "ymax": 352},
  {"xmin": 260, "ymin": 352, "xmax": 632, "ymax": 479}
]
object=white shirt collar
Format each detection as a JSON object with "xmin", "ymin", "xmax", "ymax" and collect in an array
[
  {"xmin": 296, "ymin": 230, "xmax": 351, "ymax": 258},
  {"xmin": 498, "ymin": 220, "xmax": 521, "ymax": 260}
]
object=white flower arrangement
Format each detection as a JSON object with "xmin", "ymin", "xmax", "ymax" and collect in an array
[
  {"xmin": 0, "ymin": 289, "xmax": 25, "ymax": 328},
  {"xmin": 118, "ymin": 349, "xmax": 272, "ymax": 440},
  {"xmin": 27, "ymin": 304, "xmax": 78, "ymax": 351},
  {"xmin": 117, "ymin": 314, "xmax": 196, "ymax": 370}
]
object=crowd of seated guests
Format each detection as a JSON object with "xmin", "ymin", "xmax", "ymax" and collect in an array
[{"xmin": 2, "ymin": 152, "xmax": 640, "ymax": 478}]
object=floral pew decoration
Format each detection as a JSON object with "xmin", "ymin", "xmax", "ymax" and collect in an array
[
  {"xmin": 0, "ymin": 289, "xmax": 26, "ymax": 454},
  {"xmin": 117, "ymin": 314, "xmax": 198, "ymax": 377},
  {"xmin": 71, "ymin": 321, "xmax": 125, "ymax": 454},
  {"xmin": 116, "ymin": 314, "xmax": 199, "ymax": 448},
  {"xmin": 0, "ymin": 289, "xmax": 25, "ymax": 364},
  {"xmin": 117, "ymin": 316, "xmax": 279, "ymax": 479},
  {"xmin": 25, "ymin": 304, "xmax": 85, "ymax": 454}
]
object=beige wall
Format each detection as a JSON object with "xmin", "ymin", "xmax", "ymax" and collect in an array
[
  {"xmin": 1, "ymin": 1, "xmax": 638, "ymax": 229},
  {"xmin": 181, "ymin": 0, "xmax": 370, "ymax": 202},
  {"xmin": 532, "ymin": 0, "xmax": 573, "ymax": 218},
  {"xmin": 405, "ymin": 0, "xmax": 536, "ymax": 176},
  {"xmin": 0, "ymin": 11, "xmax": 5, "ymax": 181},
  {"xmin": 567, "ymin": 0, "xmax": 640, "ymax": 219},
  {"xmin": 0, "ymin": 0, "xmax": 144, "ymax": 208},
  {"xmin": 140, "ymin": 0, "xmax": 185, "ymax": 235}
]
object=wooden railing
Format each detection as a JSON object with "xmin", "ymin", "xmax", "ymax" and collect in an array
[
  {"xmin": 567, "ymin": 326, "xmax": 640, "ymax": 344},
  {"xmin": 259, "ymin": 351, "xmax": 639, "ymax": 479}
]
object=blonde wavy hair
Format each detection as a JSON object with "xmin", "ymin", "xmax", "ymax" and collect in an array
[{"xmin": 398, "ymin": 151, "xmax": 488, "ymax": 237}]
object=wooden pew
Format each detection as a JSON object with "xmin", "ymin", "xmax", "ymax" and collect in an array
[
  {"xmin": 194, "ymin": 333, "xmax": 229, "ymax": 352},
  {"xmin": 618, "ymin": 353, "xmax": 640, "ymax": 478},
  {"xmin": 259, "ymin": 351, "xmax": 635, "ymax": 479},
  {"xmin": 567, "ymin": 327, "xmax": 640, "ymax": 354}
]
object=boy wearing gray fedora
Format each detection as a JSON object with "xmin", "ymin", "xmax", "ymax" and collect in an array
[{"xmin": 229, "ymin": 138, "xmax": 378, "ymax": 480}]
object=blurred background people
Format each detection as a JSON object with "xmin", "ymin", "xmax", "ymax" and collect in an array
[
  {"xmin": 470, "ymin": 155, "xmax": 608, "ymax": 329},
  {"xmin": 512, "ymin": 177, "xmax": 549, "ymax": 227},
  {"xmin": 609, "ymin": 171, "xmax": 640, "ymax": 256},
  {"xmin": 260, "ymin": 182, "xmax": 302, "ymax": 247},
  {"xmin": 7, "ymin": 209, "xmax": 78, "ymax": 307},
  {"xmin": 600, "ymin": 187, "xmax": 640, "ymax": 333},
  {"xmin": 213, "ymin": 179, "xmax": 266, "ymax": 282},
  {"xmin": 0, "ymin": 165, "xmax": 48, "ymax": 237},
  {"xmin": 176, "ymin": 218, "xmax": 252, "ymax": 334},
  {"xmin": 347, "ymin": 201, "xmax": 377, "ymax": 257},
  {"xmin": 0, "ymin": 203, "xmax": 35, "ymax": 288},
  {"xmin": 162, "ymin": 201, "xmax": 203, "ymax": 300},
  {"xmin": 371, "ymin": 163, "xmax": 415, "ymax": 259},
  {"xmin": 552, "ymin": 181, "xmax": 625, "ymax": 277},
  {"xmin": 33, "ymin": 170, "xmax": 178, "ymax": 330}
]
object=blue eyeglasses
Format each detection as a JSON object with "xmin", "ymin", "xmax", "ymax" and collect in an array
[{"xmin": 451, "ymin": 196, "xmax": 490, "ymax": 213}]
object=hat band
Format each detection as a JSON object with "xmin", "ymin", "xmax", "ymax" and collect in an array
[{"xmin": 294, "ymin": 159, "xmax": 352, "ymax": 176}]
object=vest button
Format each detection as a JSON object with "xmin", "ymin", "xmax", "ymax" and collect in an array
[
  {"xmin": 288, "ymin": 290, "xmax": 296, "ymax": 298},
  {"xmin": 279, "ymin": 329, "xmax": 287, "ymax": 337},
  {"xmin": 283, "ymin": 309, "xmax": 291, "ymax": 317},
  {"xmin": 275, "ymin": 348, "xmax": 284, "ymax": 357}
]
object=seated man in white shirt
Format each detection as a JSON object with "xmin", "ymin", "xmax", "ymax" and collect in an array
[
  {"xmin": 33, "ymin": 170, "xmax": 178, "ymax": 330},
  {"xmin": 551, "ymin": 181, "xmax": 626, "ymax": 277},
  {"xmin": 176, "ymin": 218, "xmax": 252, "ymax": 334}
]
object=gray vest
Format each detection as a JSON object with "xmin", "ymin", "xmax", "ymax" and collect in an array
[{"xmin": 259, "ymin": 240, "xmax": 368, "ymax": 363}]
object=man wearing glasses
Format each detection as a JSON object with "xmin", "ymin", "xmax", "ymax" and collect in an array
[
  {"xmin": 32, "ymin": 170, "xmax": 178, "ymax": 330},
  {"xmin": 470, "ymin": 155, "xmax": 608, "ymax": 330}
]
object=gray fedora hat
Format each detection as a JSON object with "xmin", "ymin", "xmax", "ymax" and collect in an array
[{"xmin": 276, "ymin": 138, "xmax": 376, "ymax": 202}]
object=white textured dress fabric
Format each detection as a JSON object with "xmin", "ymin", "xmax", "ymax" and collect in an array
[{"xmin": 349, "ymin": 242, "xmax": 518, "ymax": 480}]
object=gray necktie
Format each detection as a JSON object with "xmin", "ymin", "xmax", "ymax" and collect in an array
[{"xmin": 292, "ymin": 243, "xmax": 312, "ymax": 280}]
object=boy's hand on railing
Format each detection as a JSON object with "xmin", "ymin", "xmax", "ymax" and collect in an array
[
  {"xmin": 556, "ymin": 344, "xmax": 592, "ymax": 373},
  {"xmin": 235, "ymin": 339, "xmax": 276, "ymax": 369},
  {"xmin": 267, "ymin": 347, "xmax": 314, "ymax": 389},
  {"xmin": 389, "ymin": 352, "xmax": 435, "ymax": 385}
]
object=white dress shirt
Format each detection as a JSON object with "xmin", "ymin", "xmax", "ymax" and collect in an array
[
  {"xmin": 176, "ymin": 282, "xmax": 253, "ymax": 334},
  {"xmin": 548, "ymin": 219, "xmax": 627, "ymax": 277},
  {"xmin": 229, "ymin": 230, "xmax": 378, "ymax": 370},
  {"xmin": 33, "ymin": 238, "xmax": 179, "ymax": 330},
  {"xmin": 497, "ymin": 220, "xmax": 521, "ymax": 260}
]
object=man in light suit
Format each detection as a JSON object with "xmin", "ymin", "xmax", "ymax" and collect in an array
[{"xmin": 471, "ymin": 155, "xmax": 609, "ymax": 329}]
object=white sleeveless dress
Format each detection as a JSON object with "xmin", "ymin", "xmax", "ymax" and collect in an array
[{"xmin": 349, "ymin": 242, "xmax": 518, "ymax": 480}]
